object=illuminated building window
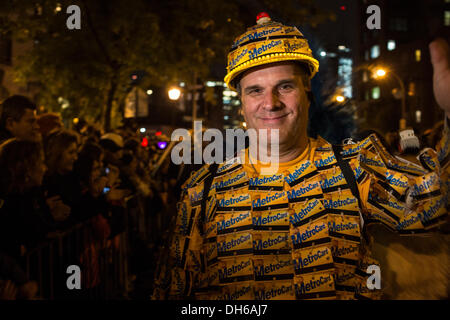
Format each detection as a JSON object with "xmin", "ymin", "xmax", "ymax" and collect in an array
[
  {"xmin": 371, "ymin": 86, "xmax": 380, "ymax": 100},
  {"xmin": 389, "ymin": 17, "xmax": 408, "ymax": 31},
  {"xmin": 364, "ymin": 50, "xmax": 369, "ymax": 61},
  {"xmin": 370, "ymin": 45, "xmax": 380, "ymax": 59},
  {"xmin": 337, "ymin": 57, "xmax": 353, "ymax": 98},
  {"xmin": 415, "ymin": 49, "xmax": 421, "ymax": 62},
  {"xmin": 408, "ymin": 82, "xmax": 416, "ymax": 96},
  {"xmin": 445, "ymin": 11, "xmax": 450, "ymax": 26},
  {"xmin": 415, "ymin": 110, "xmax": 421, "ymax": 123},
  {"xmin": 362, "ymin": 71, "xmax": 368, "ymax": 83},
  {"xmin": 387, "ymin": 40, "xmax": 396, "ymax": 51}
]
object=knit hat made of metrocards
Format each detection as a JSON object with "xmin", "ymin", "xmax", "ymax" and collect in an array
[{"xmin": 224, "ymin": 12, "xmax": 319, "ymax": 91}]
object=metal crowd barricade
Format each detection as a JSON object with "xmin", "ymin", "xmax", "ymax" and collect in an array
[{"xmin": 23, "ymin": 216, "xmax": 130, "ymax": 300}]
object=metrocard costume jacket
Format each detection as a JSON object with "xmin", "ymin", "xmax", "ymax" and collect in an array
[{"xmin": 152, "ymin": 123, "xmax": 449, "ymax": 300}]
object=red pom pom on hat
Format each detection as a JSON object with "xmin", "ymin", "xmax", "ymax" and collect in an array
[{"xmin": 256, "ymin": 12, "xmax": 271, "ymax": 24}]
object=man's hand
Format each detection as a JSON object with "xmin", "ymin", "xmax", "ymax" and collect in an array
[
  {"xmin": 46, "ymin": 196, "xmax": 71, "ymax": 222},
  {"xmin": 430, "ymin": 38, "xmax": 450, "ymax": 119},
  {"xmin": 19, "ymin": 281, "xmax": 38, "ymax": 300},
  {"xmin": 0, "ymin": 280, "xmax": 18, "ymax": 300},
  {"xmin": 92, "ymin": 176, "xmax": 108, "ymax": 197},
  {"xmin": 106, "ymin": 188, "xmax": 131, "ymax": 202}
]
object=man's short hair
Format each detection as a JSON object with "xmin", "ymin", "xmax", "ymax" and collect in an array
[{"xmin": 0, "ymin": 95, "xmax": 37, "ymax": 130}]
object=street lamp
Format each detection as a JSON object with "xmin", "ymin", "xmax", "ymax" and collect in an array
[
  {"xmin": 168, "ymin": 87, "xmax": 181, "ymax": 101},
  {"xmin": 335, "ymin": 95, "xmax": 345, "ymax": 103},
  {"xmin": 373, "ymin": 68, "xmax": 407, "ymax": 130},
  {"xmin": 375, "ymin": 69, "xmax": 386, "ymax": 77}
]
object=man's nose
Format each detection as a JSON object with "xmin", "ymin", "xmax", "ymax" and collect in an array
[{"xmin": 262, "ymin": 90, "xmax": 282, "ymax": 110}]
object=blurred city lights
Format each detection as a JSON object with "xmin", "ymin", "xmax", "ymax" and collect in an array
[
  {"xmin": 157, "ymin": 141, "xmax": 168, "ymax": 149},
  {"xmin": 320, "ymin": 51, "xmax": 326, "ymax": 57},
  {"xmin": 375, "ymin": 69, "xmax": 386, "ymax": 78},
  {"xmin": 141, "ymin": 137, "xmax": 148, "ymax": 147},
  {"xmin": 146, "ymin": 89, "xmax": 153, "ymax": 95},
  {"xmin": 140, "ymin": 128, "xmax": 146, "ymax": 133},
  {"xmin": 336, "ymin": 95, "xmax": 345, "ymax": 103},
  {"xmin": 168, "ymin": 87, "xmax": 181, "ymax": 100},
  {"xmin": 155, "ymin": 131, "xmax": 162, "ymax": 136}
]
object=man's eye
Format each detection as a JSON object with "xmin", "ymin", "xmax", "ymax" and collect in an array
[
  {"xmin": 279, "ymin": 84, "xmax": 294, "ymax": 91},
  {"xmin": 248, "ymin": 88, "xmax": 263, "ymax": 95}
]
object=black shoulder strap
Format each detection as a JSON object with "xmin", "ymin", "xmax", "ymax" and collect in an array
[
  {"xmin": 332, "ymin": 145, "xmax": 363, "ymax": 211},
  {"xmin": 332, "ymin": 144, "xmax": 372, "ymax": 243}
]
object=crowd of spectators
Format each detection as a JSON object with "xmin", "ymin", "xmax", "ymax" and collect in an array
[{"xmin": 0, "ymin": 95, "xmax": 176, "ymax": 299}]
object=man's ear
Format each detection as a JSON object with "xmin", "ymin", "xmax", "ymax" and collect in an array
[
  {"xmin": 5, "ymin": 117, "xmax": 15, "ymax": 132},
  {"xmin": 302, "ymin": 76, "xmax": 312, "ymax": 92}
]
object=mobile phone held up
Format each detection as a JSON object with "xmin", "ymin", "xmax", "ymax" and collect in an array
[{"xmin": 100, "ymin": 167, "xmax": 110, "ymax": 177}]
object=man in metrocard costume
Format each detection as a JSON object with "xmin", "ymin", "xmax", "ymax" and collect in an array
[{"xmin": 153, "ymin": 13, "xmax": 450, "ymax": 300}]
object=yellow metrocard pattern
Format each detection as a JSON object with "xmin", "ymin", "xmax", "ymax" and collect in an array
[
  {"xmin": 214, "ymin": 169, "xmax": 249, "ymax": 193},
  {"xmin": 182, "ymin": 164, "xmax": 210, "ymax": 191},
  {"xmin": 170, "ymin": 234, "xmax": 190, "ymax": 268},
  {"xmin": 283, "ymin": 159, "xmax": 319, "ymax": 187},
  {"xmin": 254, "ymin": 280, "xmax": 295, "ymax": 300},
  {"xmin": 252, "ymin": 208, "xmax": 290, "ymax": 231},
  {"xmin": 174, "ymin": 201, "xmax": 194, "ymax": 236},
  {"xmin": 408, "ymin": 172, "xmax": 441, "ymax": 202},
  {"xmin": 253, "ymin": 231, "xmax": 290, "ymax": 255},
  {"xmin": 313, "ymin": 150, "xmax": 337, "ymax": 170},
  {"xmin": 331, "ymin": 240, "xmax": 360, "ymax": 266},
  {"xmin": 322, "ymin": 189, "xmax": 360, "ymax": 216},
  {"xmin": 188, "ymin": 183, "xmax": 205, "ymax": 207},
  {"xmin": 169, "ymin": 267, "xmax": 192, "ymax": 297},
  {"xmin": 204, "ymin": 241, "xmax": 218, "ymax": 267},
  {"xmin": 286, "ymin": 177, "xmax": 323, "ymax": 203},
  {"xmin": 253, "ymin": 254, "xmax": 293, "ymax": 281},
  {"xmin": 365, "ymin": 201, "xmax": 398, "ymax": 230},
  {"xmin": 293, "ymin": 244, "xmax": 334, "ymax": 275},
  {"xmin": 358, "ymin": 148, "xmax": 387, "ymax": 179},
  {"xmin": 218, "ymin": 282, "xmax": 254, "ymax": 300},
  {"xmin": 335, "ymin": 264, "xmax": 357, "ymax": 290},
  {"xmin": 289, "ymin": 198, "xmax": 326, "ymax": 228},
  {"xmin": 319, "ymin": 167, "xmax": 349, "ymax": 193},
  {"xmin": 327, "ymin": 215, "xmax": 361, "ymax": 243},
  {"xmin": 294, "ymin": 272, "xmax": 336, "ymax": 299},
  {"xmin": 290, "ymin": 216, "xmax": 331, "ymax": 249},
  {"xmin": 249, "ymin": 173, "xmax": 284, "ymax": 191},
  {"xmin": 367, "ymin": 185, "xmax": 404, "ymax": 222},
  {"xmin": 217, "ymin": 232, "xmax": 253, "ymax": 258},
  {"xmin": 341, "ymin": 135, "xmax": 373, "ymax": 159},
  {"xmin": 252, "ymin": 190, "xmax": 289, "ymax": 211},
  {"xmin": 216, "ymin": 191, "xmax": 252, "ymax": 212},
  {"xmin": 218, "ymin": 257, "xmax": 254, "ymax": 284},
  {"xmin": 216, "ymin": 211, "xmax": 252, "ymax": 235},
  {"xmin": 418, "ymin": 195, "xmax": 448, "ymax": 228},
  {"xmin": 418, "ymin": 148, "xmax": 439, "ymax": 172}
]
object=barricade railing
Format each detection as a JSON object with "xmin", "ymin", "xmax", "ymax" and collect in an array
[{"xmin": 23, "ymin": 216, "xmax": 130, "ymax": 300}]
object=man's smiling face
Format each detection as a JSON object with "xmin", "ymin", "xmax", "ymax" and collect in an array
[{"xmin": 239, "ymin": 62, "xmax": 311, "ymax": 151}]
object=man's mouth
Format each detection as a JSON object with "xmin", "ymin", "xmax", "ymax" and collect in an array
[{"xmin": 259, "ymin": 114, "xmax": 289, "ymax": 123}]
